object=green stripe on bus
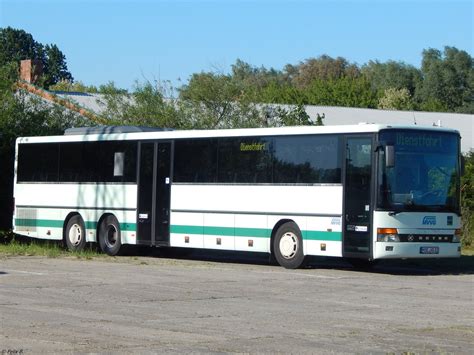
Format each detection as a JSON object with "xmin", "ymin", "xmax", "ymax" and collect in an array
[
  {"xmin": 304, "ymin": 230, "xmax": 342, "ymax": 241},
  {"xmin": 171, "ymin": 224, "xmax": 340, "ymax": 241},
  {"xmin": 15, "ymin": 219, "xmax": 136, "ymax": 232},
  {"xmin": 119, "ymin": 223, "xmax": 137, "ymax": 232},
  {"xmin": 84, "ymin": 221, "xmax": 97, "ymax": 229},
  {"xmin": 15, "ymin": 218, "xmax": 63, "ymax": 228},
  {"xmin": 170, "ymin": 225, "xmax": 270, "ymax": 238}
]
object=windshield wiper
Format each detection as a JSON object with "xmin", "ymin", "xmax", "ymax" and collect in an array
[{"xmin": 388, "ymin": 210, "xmax": 402, "ymax": 216}]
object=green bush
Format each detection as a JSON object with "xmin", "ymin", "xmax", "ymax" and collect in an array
[{"xmin": 461, "ymin": 152, "xmax": 474, "ymax": 247}]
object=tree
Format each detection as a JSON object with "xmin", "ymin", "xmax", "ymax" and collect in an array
[
  {"xmin": 98, "ymin": 80, "xmax": 185, "ymax": 128},
  {"xmin": 461, "ymin": 152, "xmax": 474, "ymax": 247},
  {"xmin": 417, "ymin": 46, "xmax": 473, "ymax": 113},
  {"xmin": 0, "ymin": 27, "xmax": 42, "ymax": 66},
  {"xmin": 304, "ymin": 76, "xmax": 378, "ymax": 108},
  {"xmin": 361, "ymin": 60, "xmax": 422, "ymax": 97},
  {"xmin": 0, "ymin": 62, "xmax": 85, "ymax": 230},
  {"xmin": 0, "ymin": 27, "xmax": 73, "ymax": 87},
  {"xmin": 49, "ymin": 80, "xmax": 99, "ymax": 93},
  {"xmin": 43, "ymin": 44, "xmax": 73, "ymax": 87},
  {"xmin": 179, "ymin": 72, "xmax": 248, "ymax": 128},
  {"xmin": 291, "ymin": 55, "xmax": 360, "ymax": 89},
  {"xmin": 378, "ymin": 88, "xmax": 414, "ymax": 110},
  {"xmin": 276, "ymin": 104, "xmax": 312, "ymax": 126}
]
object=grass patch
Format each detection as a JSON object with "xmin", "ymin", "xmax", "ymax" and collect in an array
[
  {"xmin": 0, "ymin": 233, "xmax": 102, "ymax": 259},
  {"xmin": 461, "ymin": 245, "xmax": 474, "ymax": 256}
]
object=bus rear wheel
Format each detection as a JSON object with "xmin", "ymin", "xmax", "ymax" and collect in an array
[
  {"xmin": 273, "ymin": 222, "xmax": 306, "ymax": 269},
  {"xmin": 65, "ymin": 215, "xmax": 87, "ymax": 252},
  {"xmin": 99, "ymin": 215, "xmax": 122, "ymax": 256}
]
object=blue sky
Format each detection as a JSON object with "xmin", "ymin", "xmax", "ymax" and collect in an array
[{"xmin": 1, "ymin": 0, "xmax": 472, "ymax": 90}]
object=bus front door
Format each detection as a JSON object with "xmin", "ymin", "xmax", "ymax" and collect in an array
[
  {"xmin": 137, "ymin": 142, "xmax": 171, "ymax": 246},
  {"xmin": 343, "ymin": 136, "xmax": 373, "ymax": 259}
]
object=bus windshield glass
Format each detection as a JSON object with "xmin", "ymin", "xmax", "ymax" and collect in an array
[{"xmin": 377, "ymin": 130, "xmax": 460, "ymax": 214}]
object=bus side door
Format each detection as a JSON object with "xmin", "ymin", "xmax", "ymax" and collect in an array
[
  {"xmin": 343, "ymin": 136, "xmax": 373, "ymax": 258},
  {"xmin": 137, "ymin": 141, "xmax": 172, "ymax": 246}
]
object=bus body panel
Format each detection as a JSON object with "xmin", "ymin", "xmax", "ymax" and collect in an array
[{"xmin": 169, "ymin": 184, "xmax": 343, "ymax": 256}]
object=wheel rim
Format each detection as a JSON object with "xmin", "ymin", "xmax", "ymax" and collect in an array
[
  {"xmin": 68, "ymin": 223, "xmax": 82, "ymax": 246},
  {"xmin": 279, "ymin": 232, "xmax": 298, "ymax": 259},
  {"xmin": 105, "ymin": 224, "xmax": 118, "ymax": 248}
]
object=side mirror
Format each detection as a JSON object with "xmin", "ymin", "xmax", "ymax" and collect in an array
[
  {"xmin": 461, "ymin": 155, "xmax": 465, "ymax": 175},
  {"xmin": 386, "ymin": 145, "xmax": 395, "ymax": 168}
]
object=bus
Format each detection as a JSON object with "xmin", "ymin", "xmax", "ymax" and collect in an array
[{"xmin": 13, "ymin": 124, "xmax": 462, "ymax": 268}]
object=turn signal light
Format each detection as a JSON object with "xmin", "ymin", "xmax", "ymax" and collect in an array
[
  {"xmin": 453, "ymin": 229, "xmax": 462, "ymax": 243},
  {"xmin": 377, "ymin": 228, "xmax": 400, "ymax": 242},
  {"xmin": 377, "ymin": 228, "xmax": 398, "ymax": 235}
]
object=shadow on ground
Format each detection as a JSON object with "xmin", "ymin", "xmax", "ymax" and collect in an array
[
  {"xmin": 130, "ymin": 245, "xmax": 474, "ymax": 276},
  {"xmin": 5, "ymin": 234, "xmax": 474, "ymax": 276}
]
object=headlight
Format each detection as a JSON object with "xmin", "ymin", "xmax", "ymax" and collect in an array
[
  {"xmin": 377, "ymin": 228, "xmax": 400, "ymax": 242},
  {"xmin": 452, "ymin": 229, "xmax": 462, "ymax": 243}
]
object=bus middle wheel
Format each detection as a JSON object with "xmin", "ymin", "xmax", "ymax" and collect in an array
[{"xmin": 99, "ymin": 215, "xmax": 122, "ymax": 256}]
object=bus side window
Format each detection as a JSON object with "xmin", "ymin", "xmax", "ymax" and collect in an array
[{"xmin": 114, "ymin": 152, "xmax": 124, "ymax": 177}]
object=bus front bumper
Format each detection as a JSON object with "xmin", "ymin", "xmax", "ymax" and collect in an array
[{"xmin": 374, "ymin": 242, "xmax": 461, "ymax": 259}]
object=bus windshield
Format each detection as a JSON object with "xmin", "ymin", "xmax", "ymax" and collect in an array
[{"xmin": 377, "ymin": 130, "xmax": 460, "ymax": 214}]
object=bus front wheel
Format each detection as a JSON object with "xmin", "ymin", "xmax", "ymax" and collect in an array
[
  {"xmin": 99, "ymin": 215, "xmax": 122, "ymax": 256},
  {"xmin": 65, "ymin": 215, "xmax": 87, "ymax": 252},
  {"xmin": 273, "ymin": 222, "xmax": 306, "ymax": 269}
]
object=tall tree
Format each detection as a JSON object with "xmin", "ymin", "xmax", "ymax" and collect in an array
[
  {"xmin": 291, "ymin": 55, "xmax": 360, "ymax": 89},
  {"xmin": 361, "ymin": 60, "xmax": 422, "ymax": 96},
  {"xmin": 0, "ymin": 27, "xmax": 43, "ymax": 66},
  {"xmin": 43, "ymin": 44, "xmax": 73, "ymax": 87},
  {"xmin": 417, "ymin": 46, "xmax": 473, "ymax": 112},
  {"xmin": 0, "ymin": 27, "xmax": 73, "ymax": 87}
]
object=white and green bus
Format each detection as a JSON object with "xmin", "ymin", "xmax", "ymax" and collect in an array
[{"xmin": 13, "ymin": 124, "xmax": 462, "ymax": 268}]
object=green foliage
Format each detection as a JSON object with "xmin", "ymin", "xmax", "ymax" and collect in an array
[
  {"xmin": 49, "ymin": 80, "xmax": 99, "ymax": 93},
  {"xmin": 0, "ymin": 27, "xmax": 42, "ymax": 66},
  {"xmin": 0, "ymin": 63, "xmax": 86, "ymax": 229},
  {"xmin": 417, "ymin": 46, "xmax": 473, "ymax": 113},
  {"xmin": 361, "ymin": 60, "xmax": 422, "ymax": 96},
  {"xmin": 178, "ymin": 72, "xmax": 269, "ymax": 128},
  {"xmin": 98, "ymin": 80, "xmax": 186, "ymax": 128},
  {"xmin": 42, "ymin": 44, "xmax": 73, "ymax": 87},
  {"xmin": 304, "ymin": 76, "xmax": 379, "ymax": 108},
  {"xmin": 292, "ymin": 55, "xmax": 360, "ymax": 89},
  {"xmin": 0, "ymin": 235, "xmax": 102, "ymax": 258},
  {"xmin": 0, "ymin": 26, "xmax": 73, "ymax": 87},
  {"xmin": 378, "ymin": 88, "xmax": 414, "ymax": 110},
  {"xmin": 461, "ymin": 152, "xmax": 474, "ymax": 247}
]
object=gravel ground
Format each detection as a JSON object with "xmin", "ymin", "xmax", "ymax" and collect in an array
[{"xmin": 1, "ymin": 250, "xmax": 473, "ymax": 354}]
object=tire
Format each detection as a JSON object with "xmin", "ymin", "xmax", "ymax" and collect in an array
[
  {"xmin": 64, "ymin": 215, "xmax": 87, "ymax": 252},
  {"xmin": 98, "ymin": 215, "xmax": 122, "ymax": 256},
  {"xmin": 273, "ymin": 222, "xmax": 306, "ymax": 269}
]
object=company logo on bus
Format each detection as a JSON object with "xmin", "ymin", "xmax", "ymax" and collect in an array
[{"xmin": 422, "ymin": 216, "xmax": 437, "ymax": 225}]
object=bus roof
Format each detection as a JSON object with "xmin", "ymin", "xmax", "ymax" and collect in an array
[{"xmin": 16, "ymin": 123, "xmax": 460, "ymax": 144}]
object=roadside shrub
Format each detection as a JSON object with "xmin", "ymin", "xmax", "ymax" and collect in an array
[{"xmin": 461, "ymin": 152, "xmax": 474, "ymax": 247}]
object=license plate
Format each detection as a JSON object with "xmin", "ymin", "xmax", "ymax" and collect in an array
[{"xmin": 420, "ymin": 246, "xmax": 439, "ymax": 254}]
